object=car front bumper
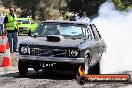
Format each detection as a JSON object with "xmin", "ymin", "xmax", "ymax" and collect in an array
[
  {"xmin": 18, "ymin": 27, "xmax": 30, "ymax": 33},
  {"xmin": 18, "ymin": 54, "xmax": 84, "ymax": 63}
]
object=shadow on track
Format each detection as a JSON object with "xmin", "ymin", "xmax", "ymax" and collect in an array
[{"xmin": 0, "ymin": 70, "xmax": 77, "ymax": 80}]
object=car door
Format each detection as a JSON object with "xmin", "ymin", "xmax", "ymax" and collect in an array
[
  {"xmin": 83, "ymin": 26, "xmax": 98, "ymax": 65},
  {"xmin": 90, "ymin": 24, "xmax": 101, "ymax": 63},
  {"xmin": 92, "ymin": 24, "xmax": 106, "ymax": 57}
]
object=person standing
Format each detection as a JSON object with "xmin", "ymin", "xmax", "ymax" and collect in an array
[
  {"xmin": 76, "ymin": 11, "xmax": 90, "ymax": 23},
  {"xmin": 0, "ymin": 12, "xmax": 4, "ymax": 35},
  {"xmin": 81, "ymin": 12, "xmax": 90, "ymax": 23},
  {"xmin": 4, "ymin": 8, "xmax": 18, "ymax": 52},
  {"xmin": 47, "ymin": 14, "xmax": 53, "ymax": 20}
]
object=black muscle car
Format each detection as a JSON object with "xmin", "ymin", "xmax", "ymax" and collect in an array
[{"xmin": 18, "ymin": 20, "xmax": 106, "ymax": 76}]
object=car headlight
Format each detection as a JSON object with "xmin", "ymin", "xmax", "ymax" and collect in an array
[
  {"xmin": 70, "ymin": 50, "xmax": 78, "ymax": 57},
  {"xmin": 21, "ymin": 47, "xmax": 28, "ymax": 54}
]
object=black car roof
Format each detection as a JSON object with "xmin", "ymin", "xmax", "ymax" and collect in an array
[{"xmin": 42, "ymin": 20, "xmax": 90, "ymax": 25}]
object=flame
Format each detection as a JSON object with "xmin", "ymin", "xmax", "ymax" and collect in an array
[{"xmin": 78, "ymin": 65, "xmax": 85, "ymax": 76}]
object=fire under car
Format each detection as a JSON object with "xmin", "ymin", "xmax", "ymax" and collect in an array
[{"xmin": 18, "ymin": 20, "xmax": 107, "ymax": 76}]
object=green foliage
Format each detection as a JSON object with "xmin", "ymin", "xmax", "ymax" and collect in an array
[
  {"xmin": 1, "ymin": 0, "xmax": 14, "ymax": 8},
  {"xmin": 1, "ymin": 0, "xmax": 131, "ymax": 21},
  {"xmin": 112, "ymin": 0, "xmax": 125, "ymax": 11},
  {"xmin": 0, "ymin": 0, "xmax": 67, "ymax": 21},
  {"xmin": 121, "ymin": 0, "xmax": 132, "ymax": 8},
  {"xmin": 68, "ymin": 0, "xmax": 106, "ymax": 16},
  {"xmin": 112, "ymin": 0, "xmax": 132, "ymax": 11},
  {"xmin": 14, "ymin": 0, "xmax": 41, "ymax": 20},
  {"xmin": 13, "ymin": 0, "xmax": 53, "ymax": 20},
  {"xmin": 68, "ymin": 0, "xmax": 131, "ymax": 16}
]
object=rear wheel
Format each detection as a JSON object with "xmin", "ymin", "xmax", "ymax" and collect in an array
[{"xmin": 18, "ymin": 60, "xmax": 28, "ymax": 76}]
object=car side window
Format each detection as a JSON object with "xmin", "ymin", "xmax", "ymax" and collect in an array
[
  {"xmin": 95, "ymin": 29, "xmax": 102, "ymax": 39},
  {"xmin": 86, "ymin": 27, "xmax": 93, "ymax": 40},
  {"xmin": 92, "ymin": 24, "xmax": 102, "ymax": 39},
  {"xmin": 90, "ymin": 24, "xmax": 100, "ymax": 41}
]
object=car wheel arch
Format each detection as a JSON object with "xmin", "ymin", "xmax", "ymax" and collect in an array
[{"xmin": 84, "ymin": 50, "xmax": 91, "ymax": 59}]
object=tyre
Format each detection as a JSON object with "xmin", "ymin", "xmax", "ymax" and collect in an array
[
  {"xmin": 76, "ymin": 54, "xmax": 100, "ymax": 75},
  {"xmin": 84, "ymin": 54, "xmax": 90, "ymax": 74},
  {"xmin": 28, "ymin": 30, "xmax": 31, "ymax": 36},
  {"xmin": 95, "ymin": 61, "xmax": 100, "ymax": 74},
  {"xmin": 77, "ymin": 76, "xmax": 87, "ymax": 85},
  {"xmin": 83, "ymin": 54, "xmax": 100, "ymax": 74},
  {"xmin": 89, "ymin": 61, "xmax": 100, "ymax": 74},
  {"xmin": 18, "ymin": 60, "xmax": 28, "ymax": 76},
  {"xmin": 18, "ymin": 32, "xmax": 20, "ymax": 36},
  {"xmin": 76, "ymin": 54, "xmax": 90, "ymax": 78}
]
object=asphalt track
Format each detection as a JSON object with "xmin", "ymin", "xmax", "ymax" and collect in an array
[{"xmin": 0, "ymin": 36, "xmax": 132, "ymax": 88}]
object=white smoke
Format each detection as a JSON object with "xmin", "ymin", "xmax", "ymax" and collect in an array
[{"xmin": 92, "ymin": 1, "xmax": 132, "ymax": 74}]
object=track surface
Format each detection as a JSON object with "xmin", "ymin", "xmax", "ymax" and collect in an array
[{"xmin": 0, "ymin": 36, "xmax": 132, "ymax": 88}]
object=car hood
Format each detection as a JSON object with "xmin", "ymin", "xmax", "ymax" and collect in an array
[{"xmin": 20, "ymin": 37, "xmax": 86, "ymax": 48}]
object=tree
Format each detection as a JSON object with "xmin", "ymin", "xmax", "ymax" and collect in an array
[
  {"xmin": 38, "ymin": 0, "xmax": 53, "ymax": 21},
  {"xmin": 68, "ymin": 0, "xmax": 106, "ymax": 16},
  {"xmin": 59, "ymin": 0, "xmax": 62, "ymax": 12},
  {"xmin": 1, "ymin": 0, "xmax": 14, "ymax": 8},
  {"xmin": 14, "ymin": 0, "xmax": 41, "ymax": 20},
  {"xmin": 13, "ymin": 0, "xmax": 53, "ymax": 20},
  {"xmin": 111, "ymin": 0, "xmax": 131, "ymax": 11},
  {"xmin": 121, "ymin": 0, "xmax": 132, "ymax": 9},
  {"xmin": 112, "ymin": 0, "xmax": 125, "ymax": 11}
]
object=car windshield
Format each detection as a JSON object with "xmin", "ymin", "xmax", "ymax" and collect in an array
[
  {"xmin": 35, "ymin": 22, "xmax": 89, "ymax": 38},
  {"xmin": 17, "ymin": 20, "xmax": 30, "ymax": 24}
]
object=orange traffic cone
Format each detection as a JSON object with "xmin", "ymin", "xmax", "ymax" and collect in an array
[
  {"xmin": 1, "ymin": 41, "xmax": 11, "ymax": 67},
  {"xmin": 0, "ymin": 35, "xmax": 6, "ymax": 53}
]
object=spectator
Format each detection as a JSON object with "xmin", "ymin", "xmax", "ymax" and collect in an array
[
  {"xmin": 0, "ymin": 12, "xmax": 4, "ymax": 35},
  {"xmin": 81, "ymin": 12, "xmax": 90, "ymax": 22},
  {"xmin": 47, "ymin": 14, "xmax": 53, "ymax": 20},
  {"xmin": 76, "ymin": 11, "xmax": 90, "ymax": 23},
  {"xmin": 4, "ymin": 8, "xmax": 19, "ymax": 52}
]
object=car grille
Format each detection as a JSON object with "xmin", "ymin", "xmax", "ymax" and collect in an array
[
  {"xmin": 19, "ymin": 27, "xmax": 28, "ymax": 31},
  {"xmin": 30, "ymin": 48, "xmax": 70, "ymax": 57}
]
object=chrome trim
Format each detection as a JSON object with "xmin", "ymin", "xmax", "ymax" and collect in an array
[
  {"xmin": 17, "ymin": 54, "xmax": 84, "ymax": 63},
  {"xmin": 30, "ymin": 48, "xmax": 70, "ymax": 57}
]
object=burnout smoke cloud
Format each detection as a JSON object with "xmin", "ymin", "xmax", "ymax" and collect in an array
[{"xmin": 92, "ymin": 1, "xmax": 132, "ymax": 74}]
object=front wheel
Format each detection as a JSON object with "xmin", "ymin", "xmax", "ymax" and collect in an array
[
  {"xmin": 18, "ymin": 32, "xmax": 20, "ymax": 36},
  {"xmin": 76, "ymin": 54, "xmax": 90, "ymax": 78},
  {"xmin": 28, "ymin": 30, "xmax": 31, "ymax": 36},
  {"xmin": 77, "ymin": 54, "xmax": 100, "ymax": 75},
  {"xmin": 18, "ymin": 60, "xmax": 28, "ymax": 76},
  {"xmin": 84, "ymin": 54, "xmax": 90, "ymax": 74},
  {"xmin": 89, "ymin": 61, "xmax": 100, "ymax": 74},
  {"xmin": 83, "ymin": 54, "xmax": 100, "ymax": 74}
]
